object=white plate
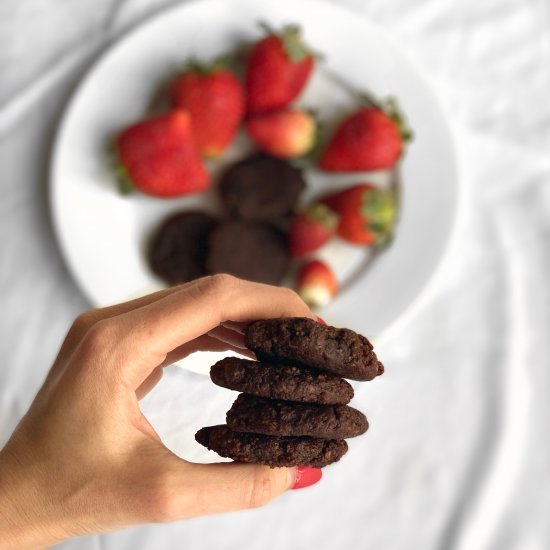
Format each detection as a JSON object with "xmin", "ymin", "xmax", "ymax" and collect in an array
[{"xmin": 50, "ymin": 0, "xmax": 459, "ymax": 374}]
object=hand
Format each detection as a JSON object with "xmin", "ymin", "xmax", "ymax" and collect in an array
[{"xmin": 0, "ymin": 275, "xmax": 319, "ymax": 549}]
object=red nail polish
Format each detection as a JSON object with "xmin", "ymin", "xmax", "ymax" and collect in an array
[
  {"xmin": 316, "ymin": 316, "xmax": 327, "ymax": 325},
  {"xmin": 292, "ymin": 466, "xmax": 322, "ymax": 490}
]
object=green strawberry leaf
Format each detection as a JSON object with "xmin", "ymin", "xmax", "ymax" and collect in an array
[
  {"xmin": 258, "ymin": 21, "xmax": 322, "ymax": 63},
  {"xmin": 109, "ymin": 144, "xmax": 134, "ymax": 195},
  {"xmin": 297, "ymin": 108, "xmax": 322, "ymax": 161},
  {"xmin": 361, "ymin": 189, "xmax": 397, "ymax": 235},
  {"xmin": 282, "ymin": 25, "xmax": 309, "ymax": 62},
  {"xmin": 368, "ymin": 221, "xmax": 387, "ymax": 235},
  {"xmin": 263, "ymin": 22, "xmax": 308, "ymax": 62},
  {"xmin": 381, "ymin": 96, "xmax": 414, "ymax": 143},
  {"xmin": 185, "ymin": 54, "xmax": 233, "ymax": 75},
  {"xmin": 355, "ymin": 92, "xmax": 414, "ymax": 143},
  {"xmin": 305, "ymin": 203, "xmax": 339, "ymax": 231},
  {"xmin": 114, "ymin": 162, "xmax": 134, "ymax": 195}
]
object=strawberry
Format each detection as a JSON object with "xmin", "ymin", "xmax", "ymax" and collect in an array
[
  {"xmin": 297, "ymin": 259, "xmax": 338, "ymax": 309},
  {"xmin": 245, "ymin": 24, "xmax": 315, "ymax": 115},
  {"xmin": 318, "ymin": 98, "xmax": 413, "ymax": 172},
  {"xmin": 246, "ymin": 108, "xmax": 317, "ymax": 158},
  {"xmin": 170, "ymin": 59, "xmax": 245, "ymax": 158},
  {"xmin": 114, "ymin": 110, "xmax": 210, "ymax": 198},
  {"xmin": 320, "ymin": 184, "xmax": 397, "ymax": 245},
  {"xmin": 288, "ymin": 204, "xmax": 339, "ymax": 258}
]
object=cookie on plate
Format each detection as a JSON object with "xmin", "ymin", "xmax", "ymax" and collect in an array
[
  {"xmin": 218, "ymin": 153, "xmax": 306, "ymax": 225},
  {"xmin": 226, "ymin": 394, "xmax": 368, "ymax": 439},
  {"xmin": 206, "ymin": 220, "xmax": 289, "ymax": 285},
  {"xmin": 210, "ymin": 357, "xmax": 354, "ymax": 405},
  {"xmin": 244, "ymin": 317, "xmax": 383, "ymax": 381},
  {"xmin": 195, "ymin": 424, "xmax": 347, "ymax": 468},
  {"xmin": 148, "ymin": 210, "xmax": 217, "ymax": 285}
]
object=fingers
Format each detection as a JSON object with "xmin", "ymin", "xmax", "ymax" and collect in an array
[
  {"xmin": 135, "ymin": 331, "xmax": 252, "ymax": 399},
  {"xmin": 63, "ymin": 283, "xmax": 202, "ymax": 350},
  {"xmin": 152, "ymin": 462, "xmax": 296, "ymax": 521},
  {"xmin": 160, "ymin": 334, "xmax": 253, "ymax": 369},
  {"xmin": 48, "ymin": 282, "xmax": 201, "ymax": 381},
  {"xmin": 207, "ymin": 326, "xmax": 247, "ymax": 349},
  {"xmin": 220, "ymin": 320, "xmax": 247, "ymax": 334},
  {"xmin": 112, "ymin": 275, "xmax": 313, "ymax": 389}
]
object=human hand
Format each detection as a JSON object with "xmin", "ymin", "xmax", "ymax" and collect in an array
[{"xmin": 0, "ymin": 275, "xmax": 320, "ymax": 549}]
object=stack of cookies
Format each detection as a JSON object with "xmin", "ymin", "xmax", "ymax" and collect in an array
[{"xmin": 196, "ymin": 317, "xmax": 383, "ymax": 468}]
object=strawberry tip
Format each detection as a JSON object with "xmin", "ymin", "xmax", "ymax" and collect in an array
[{"xmin": 299, "ymin": 284, "xmax": 334, "ymax": 309}]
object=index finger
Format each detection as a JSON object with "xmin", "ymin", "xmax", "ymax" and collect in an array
[{"xmin": 106, "ymin": 275, "xmax": 314, "ymax": 389}]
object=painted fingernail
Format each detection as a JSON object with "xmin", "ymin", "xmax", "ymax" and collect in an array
[
  {"xmin": 292, "ymin": 466, "xmax": 323, "ymax": 490},
  {"xmin": 316, "ymin": 316, "xmax": 327, "ymax": 325}
]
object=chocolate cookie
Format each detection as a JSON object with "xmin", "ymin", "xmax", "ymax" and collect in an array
[
  {"xmin": 218, "ymin": 153, "xmax": 306, "ymax": 225},
  {"xmin": 244, "ymin": 317, "xmax": 384, "ymax": 381},
  {"xmin": 226, "ymin": 394, "xmax": 368, "ymax": 439},
  {"xmin": 148, "ymin": 210, "xmax": 217, "ymax": 285},
  {"xmin": 211, "ymin": 357, "xmax": 354, "ymax": 405},
  {"xmin": 206, "ymin": 221, "xmax": 289, "ymax": 285},
  {"xmin": 195, "ymin": 425, "xmax": 347, "ymax": 468}
]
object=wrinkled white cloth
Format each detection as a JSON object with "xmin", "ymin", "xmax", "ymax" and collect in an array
[{"xmin": 1, "ymin": 1, "xmax": 549, "ymax": 549}]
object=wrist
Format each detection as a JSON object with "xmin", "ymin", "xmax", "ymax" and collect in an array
[{"xmin": 0, "ymin": 446, "xmax": 67, "ymax": 549}]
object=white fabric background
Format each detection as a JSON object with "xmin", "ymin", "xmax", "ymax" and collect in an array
[{"xmin": 1, "ymin": 0, "xmax": 549, "ymax": 549}]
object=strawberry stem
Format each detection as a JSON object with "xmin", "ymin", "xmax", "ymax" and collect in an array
[
  {"xmin": 258, "ymin": 21, "xmax": 276, "ymax": 36},
  {"xmin": 358, "ymin": 89, "xmax": 383, "ymax": 110}
]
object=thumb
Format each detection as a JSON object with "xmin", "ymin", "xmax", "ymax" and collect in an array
[{"xmin": 151, "ymin": 461, "xmax": 320, "ymax": 522}]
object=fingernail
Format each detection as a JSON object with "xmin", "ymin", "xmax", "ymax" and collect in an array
[
  {"xmin": 316, "ymin": 316, "xmax": 327, "ymax": 325},
  {"xmin": 292, "ymin": 466, "xmax": 323, "ymax": 490}
]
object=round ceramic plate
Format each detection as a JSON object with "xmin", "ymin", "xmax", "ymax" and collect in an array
[{"xmin": 50, "ymin": 0, "xmax": 459, "ymax": 374}]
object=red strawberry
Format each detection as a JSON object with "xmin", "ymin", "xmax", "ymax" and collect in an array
[
  {"xmin": 320, "ymin": 184, "xmax": 397, "ymax": 245},
  {"xmin": 245, "ymin": 24, "xmax": 315, "ymax": 115},
  {"xmin": 297, "ymin": 259, "xmax": 338, "ymax": 309},
  {"xmin": 319, "ymin": 98, "xmax": 412, "ymax": 171},
  {"xmin": 170, "ymin": 59, "xmax": 245, "ymax": 158},
  {"xmin": 288, "ymin": 204, "xmax": 339, "ymax": 258},
  {"xmin": 246, "ymin": 108, "xmax": 317, "ymax": 158},
  {"xmin": 115, "ymin": 110, "xmax": 210, "ymax": 198}
]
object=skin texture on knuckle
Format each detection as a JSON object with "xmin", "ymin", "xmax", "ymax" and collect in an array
[
  {"xmin": 144, "ymin": 469, "xmax": 185, "ymax": 524},
  {"xmin": 76, "ymin": 318, "xmax": 120, "ymax": 365},
  {"xmin": 69, "ymin": 311, "xmax": 101, "ymax": 339},
  {"xmin": 183, "ymin": 274, "xmax": 241, "ymax": 316},
  {"xmin": 197, "ymin": 273, "xmax": 241, "ymax": 297},
  {"xmin": 86, "ymin": 318, "xmax": 118, "ymax": 347}
]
